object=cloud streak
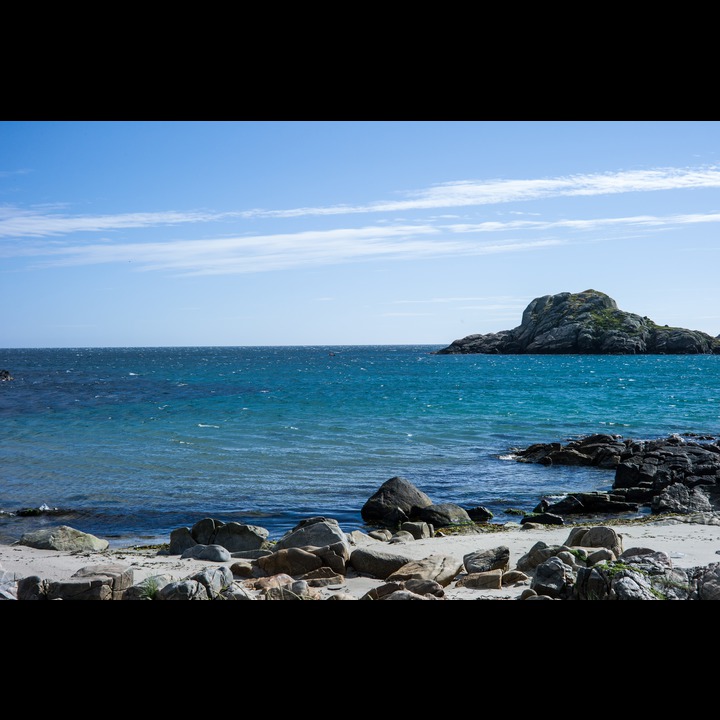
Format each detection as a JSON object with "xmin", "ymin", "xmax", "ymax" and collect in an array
[
  {"xmin": 2, "ymin": 165, "xmax": 719, "ymax": 240},
  {"xmin": 3, "ymin": 165, "xmax": 720, "ymax": 276},
  {"xmin": 238, "ymin": 166, "xmax": 720, "ymax": 218},
  {"xmin": 23, "ymin": 226, "xmax": 561, "ymax": 275},
  {"xmin": 8, "ymin": 207, "xmax": 720, "ymax": 276},
  {"xmin": 0, "ymin": 208, "xmax": 231, "ymax": 238}
]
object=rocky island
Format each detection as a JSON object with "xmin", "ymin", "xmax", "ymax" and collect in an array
[{"xmin": 435, "ymin": 289, "xmax": 720, "ymax": 355}]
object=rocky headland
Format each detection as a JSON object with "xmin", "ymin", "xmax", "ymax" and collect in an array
[{"xmin": 435, "ymin": 289, "xmax": 720, "ymax": 355}]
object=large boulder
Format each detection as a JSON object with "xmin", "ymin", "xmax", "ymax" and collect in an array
[
  {"xmin": 168, "ymin": 527, "xmax": 197, "ymax": 555},
  {"xmin": 385, "ymin": 554, "xmax": 463, "ymax": 587},
  {"xmin": 531, "ymin": 556, "xmax": 577, "ymax": 599},
  {"xmin": 180, "ymin": 544, "xmax": 231, "ymax": 561},
  {"xmin": 273, "ymin": 517, "xmax": 348, "ymax": 553},
  {"xmin": 19, "ymin": 563, "xmax": 135, "ymax": 601},
  {"xmin": 14, "ymin": 525, "xmax": 109, "ymax": 553},
  {"xmin": 256, "ymin": 547, "xmax": 323, "ymax": 576},
  {"xmin": 212, "ymin": 522, "xmax": 269, "ymax": 552},
  {"xmin": 187, "ymin": 566, "xmax": 235, "ymax": 599},
  {"xmin": 651, "ymin": 483, "xmax": 714, "ymax": 514},
  {"xmin": 463, "ymin": 546, "xmax": 510, "ymax": 574},
  {"xmin": 348, "ymin": 545, "xmax": 416, "ymax": 579},
  {"xmin": 156, "ymin": 580, "xmax": 209, "ymax": 600},
  {"xmin": 175, "ymin": 518, "xmax": 269, "ymax": 553},
  {"xmin": 360, "ymin": 476, "xmax": 433, "ymax": 529},
  {"xmin": 411, "ymin": 502, "xmax": 472, "ymax": 528},
  {"xmin": 564, "ymin": 525, "xmax": 623, "ymax": 557}
]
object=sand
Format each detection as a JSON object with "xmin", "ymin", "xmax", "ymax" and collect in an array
[{"xmin": 2, "ymin": 517, "xmax": 720, "ymax": 600}]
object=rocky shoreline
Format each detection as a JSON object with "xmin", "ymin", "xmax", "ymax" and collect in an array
[
  {"xmin": 4, "ymin": 430, "xmax": 720, "ymax": 600},
  {"xmin": 3, "ymin": 513, "xmax": 720, "ymax": 601}
]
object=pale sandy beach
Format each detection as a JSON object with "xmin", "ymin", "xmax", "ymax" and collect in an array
[{"xmin": 2, "ymin": 517, "xmax": 720, "ymax": 600}]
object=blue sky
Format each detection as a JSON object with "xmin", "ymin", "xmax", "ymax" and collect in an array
[{"xmin": 2, "ymin": 120, "xmax": 720, "ymax": 348}]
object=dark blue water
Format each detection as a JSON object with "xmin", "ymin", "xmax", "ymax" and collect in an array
[{"xmin": 1, "ymin": 346, "xmax": 718, "ymax": 546}]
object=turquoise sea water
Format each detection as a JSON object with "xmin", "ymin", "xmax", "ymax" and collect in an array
[{"xmin": 1, "ymin": 346, "xmax": 719, "ymax": 546}]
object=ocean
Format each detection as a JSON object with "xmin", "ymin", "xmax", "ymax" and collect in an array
[{"xmin": 1, "ymin": 346, "xmax": 718, "ymax": 547}]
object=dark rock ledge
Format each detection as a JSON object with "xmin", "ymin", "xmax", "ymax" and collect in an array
[{"xmin": 513, "ymin": 431, "xmax": 720, "ymax": 519}]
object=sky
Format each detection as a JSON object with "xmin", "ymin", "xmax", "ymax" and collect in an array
[{"xmin": 1, "ymin": 120, "xmax": 720, "ymax": 348}]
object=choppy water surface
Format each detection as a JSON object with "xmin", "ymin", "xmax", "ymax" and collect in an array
[{"xmin": 1, "ymin": 346, "xmax": 718, "ymax": 546}]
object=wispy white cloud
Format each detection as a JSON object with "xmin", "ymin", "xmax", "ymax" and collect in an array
[
  {"xmin": 444, "ymin": 212, "xmax": 720, "ymax": 234},
  {"xmin": 0, "ymin": 208, "xmax": 232, "ymax": 238},
  {"xmin": 9, "ymin": 205, "xmax": 720, "ymax": 276},
  {"xmin": 237, "ymin": 166, "xmax": 720, "ymax": 218},
  {"xmin": 2, "ymin": 165, "xmax": 720, "ymax": 240},
  {"xmin": 24, "ymin": 226, "xmax": 559, "ymax": 276},
  {"xmin": 4, "ymin": 165, "xmax": 720, "ymax": 277}
]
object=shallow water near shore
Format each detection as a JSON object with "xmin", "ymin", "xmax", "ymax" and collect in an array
[{"xmin": 1, "ymin": 346, "xmax": 718, "ymax": 547}]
